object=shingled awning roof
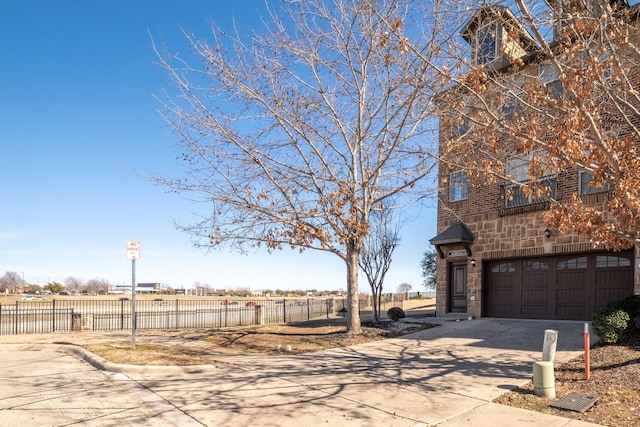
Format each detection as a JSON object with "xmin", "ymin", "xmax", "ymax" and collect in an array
[{"xmin": 429, "ymin": 222, "xmax": 475, "ymax": 258}]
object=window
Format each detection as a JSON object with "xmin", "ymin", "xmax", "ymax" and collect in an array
[
  {"xmin": 502, "ymin": 91, "xmax": 524, "ymax": 115},
  {"xmin": 505, "ymin": 151, "xmax": 556, "ymax": 207},
  {"xmin": 506, "ymin": 154, "xmax": 530, "ymax": 182},
  {"xmin": 451, "ymin": 117, "xmax": 470, "ymax": 138},
  {"xmin": 523, "ymin": 260, "xmax": 549, "ymax": 271},
  {"xmin": 492, "ymin": 262, "xmax": 515, "ymax": 273},
  {"xmin": 449, "ymin": 171, "xmax": 469, "ymax": 202},
  {"xmin": 583, "ymin": 49, "xmax": 613, "ymax": 83},
  {"xmin": 557, "ymin": 257, "xmax": 587, "ymax": 269},
  {"xmin": 502, "ymin": 75, "xmax": 524, "ymax": 116},
  {"xmin": 450, "ymin": 106, "xmax": 471, "ymax": 138},
  {"xmin": 596, "ymin": 256, "xmax": 630, "ymax": 268},
  {"xmin": 597, "ymin": 50, "xmax": 613, "ymax": 83},
  {"xmin": 474, "ymin": 23, "xmax": 498, "ymax": 65},
  {"xmin": 540, "ymin": 63, "xmax": 563, "ymax": 99},
  {"xmin": 579, "ymin": 171, "xmax": 609, "ymax": 195}
]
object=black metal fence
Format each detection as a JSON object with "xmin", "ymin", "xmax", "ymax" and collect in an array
[{"xmin": 0, "ymin": 298, "xmax": 346, "ymax": 336}]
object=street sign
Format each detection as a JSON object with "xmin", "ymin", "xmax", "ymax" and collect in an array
[{"xmin": 126, "ymin": 241, "xmax": 141, "ymax": 260}]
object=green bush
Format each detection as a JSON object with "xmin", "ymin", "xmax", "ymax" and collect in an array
[
  {"xmin": 593, "ymin": 301, "xmax": 630, "ymax": 344},
  {"xmin": 387, "ymin": 307, "xmax": 405, "ymax": 321}
]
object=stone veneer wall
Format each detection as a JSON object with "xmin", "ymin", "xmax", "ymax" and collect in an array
[{"xmin": 434, "ymin": 206, "xmax": 640, "ymax": 318}]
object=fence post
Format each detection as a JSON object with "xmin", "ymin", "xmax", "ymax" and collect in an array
[
  {"xmin": 255, "ymin": 305, "xmax": 264, "ymax": 325},
  {"xmin": 283, "ymin": 300, "xmax": 287, "ymax": 323},
  {"xmin": 175, "ymin": 299, "xmax": 179, "ymax": 329},
  {"xmin": 14, "ymin": 301, "xmax": 18, "ymax": 335},
  {"xmin": 120, "ymin": 299, "xmax": 124, "ymax": 330},
  {"xmin": 224, "ymin": 301, "xmax": 228, "ymax": 327},
  {"xmin": 52, "ymin": 299, "xmax": 56, "ymax": 332}
]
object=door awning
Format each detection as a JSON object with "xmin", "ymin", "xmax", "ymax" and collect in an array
[{"xmin": 429, "ymin": 222, "xmax": 475, "ymax": 258}]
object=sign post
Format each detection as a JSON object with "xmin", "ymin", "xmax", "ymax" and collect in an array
[{"xmin": 126, "ymin": 241, "xmax": 140, "ymax": 350}]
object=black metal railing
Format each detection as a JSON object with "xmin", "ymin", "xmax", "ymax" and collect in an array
[{"xmin": 0, "ymin": 298, "xmax": 347, "ymax": 335}]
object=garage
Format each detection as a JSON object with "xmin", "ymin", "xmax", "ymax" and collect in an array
[{"xmin": 484, "ymin": 251, "xmax": 634, "ymax": 320}]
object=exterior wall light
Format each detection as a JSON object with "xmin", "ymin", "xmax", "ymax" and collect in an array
[
  {"xmin": 545, "ymin": 228, "xmax": 551, "ymax": 239},
  {"xmin": 470, "ymin": 259, "xmax": 477, "ymax": 267}
]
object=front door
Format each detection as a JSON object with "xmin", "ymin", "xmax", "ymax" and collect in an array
[{"xmin": 449, "ymin": 262, "xmax": 467, "ymax": 313}]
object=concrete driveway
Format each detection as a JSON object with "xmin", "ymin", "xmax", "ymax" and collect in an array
[{"xmin": 0, "ymin": 318, "xmax": 601, "ymax": 426}]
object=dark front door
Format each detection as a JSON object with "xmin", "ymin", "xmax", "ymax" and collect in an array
[{"xmin": 450, "ymin": 262, "xmax": 467, "ymax": 313}]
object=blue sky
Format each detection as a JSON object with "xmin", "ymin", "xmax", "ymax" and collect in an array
[{"xmin": 0, "ymin": 1, "xmax": 436, "ymax": 292}]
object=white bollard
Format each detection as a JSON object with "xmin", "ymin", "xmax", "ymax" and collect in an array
[
  {"xmin": 542, "ymin": 329, "xmax": 558, "ymax": 362},
  {"xmin": 533, "ymin": 361, "xmax": 556, "ymax": 398}
]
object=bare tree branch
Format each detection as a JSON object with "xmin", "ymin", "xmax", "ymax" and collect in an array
[{"xmin": 151, "ymin": 0, "xmax": 441, "ymax": 334}]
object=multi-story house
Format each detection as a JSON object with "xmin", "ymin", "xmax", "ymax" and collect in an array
[{"xmin": 430, "ymin": 0, "xmax": 640, "ymax": 320}]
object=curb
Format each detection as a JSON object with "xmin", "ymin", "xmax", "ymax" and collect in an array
[{"xmin": 0, "ymin": 343, "xmax": 220, "ymax": 374}]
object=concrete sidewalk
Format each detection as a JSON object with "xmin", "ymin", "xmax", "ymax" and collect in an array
[{"xmin": 0, "ymin": 318, "xmax": 602, "ymax": 426}]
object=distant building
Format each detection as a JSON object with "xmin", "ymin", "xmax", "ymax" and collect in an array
[{"xmin": 112, "ymin": 282, "xmax": 165, "ymax": 294}]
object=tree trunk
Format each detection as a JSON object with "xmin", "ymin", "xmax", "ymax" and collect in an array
[
  {"xmin": 345, "ymin": 242, "xmax": 362, "ymax": 335},
  {"xmin": 372, "ymin": 291, "xmax": 379, "ymax": 322}
]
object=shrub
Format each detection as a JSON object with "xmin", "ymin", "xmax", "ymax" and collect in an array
[
  {"xmin": 387, "ymin": 307, "xmax": 405, "ymax": 321},
  {"xmin": 593, "ymin": 301, "xmax": 630, "ymax": 344}
]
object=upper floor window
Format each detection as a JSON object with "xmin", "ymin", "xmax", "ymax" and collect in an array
[
  {"xmin": 502, "ymin": 74, "xmax": 525, "ymax": 116},
  {"xmin": 449, "ymin": 171, "xmax": 469, "ymax": 202},
  {"xmin": 540, "ymin": 63, "xmax": 563, "ymax": 99},
  {"xmin": 450, "ymin": 106, "xmax": 471, "ymax": 138},
  {"xmin": 582, "ymin": 48, "xmax": 613, "ymax": 87},
  {"xmin": 474, "ymin": 23, "xmax": 498, "ymax": 65},
  {"xmin": 593, "ymin": 49, "xmax": 613, "ymax": 83},
  {"xmin": 451, "ymin": 117, "xmax": 470, "ymax": 138},
  {"xmin": 507, "ymin": 150, "xmax": 554, "ymax": 182},
  {"xmin": 505, "ymin": 150, "xmax": 556, "ymax": 207},
  {"xmin": 506, "ymin": 153, "xmax": 531, "ymax": 183},
  {"xmin": 595, "ymin": 50, "xmax": 613, "ymax": 83},
  {"xmin": 579, "ymin": 171, "xmax": 610, "ymax": 195}
]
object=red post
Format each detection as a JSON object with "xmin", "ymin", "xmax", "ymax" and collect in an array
[{"xmin": 584, "ymin": 322, "xmax": 591, "ymax": 381}]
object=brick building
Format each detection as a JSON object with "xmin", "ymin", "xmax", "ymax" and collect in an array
[{"xmin": 430, "ymin": 0, "xmax": 640, "ymax": 320}]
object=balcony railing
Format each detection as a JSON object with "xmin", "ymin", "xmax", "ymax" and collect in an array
[{"xmin": 498, "ymin": 178, "xmax": 556, "ymax": 216}]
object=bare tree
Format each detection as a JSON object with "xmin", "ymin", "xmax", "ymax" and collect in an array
[
  {"xmin": 85, "ymin": 278, "xmax": 110, "ymax": 294},
  {"xmin": 153, "ymin": 0, "xmax": 440, "ymax": 334},
  {"xmin": 64, "ymin": 276, "xmax": 83, "ymax": 294},
  {"xmin": 0, "ymin": 271, "xmax": 24, "ymax": 294},
  {"xmin": 396, "ymin": 282, "xmax": 412, "ymax": 294},
  {"xmin": 359, "ymin": 208, "xmax": 400, "ymax": 322},
  {"xmin": 427, "ymin": 0, "xmax": 640, "ymax": 250}
]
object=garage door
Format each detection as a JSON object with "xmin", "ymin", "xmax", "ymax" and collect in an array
[{"xmin": 484, "ymin": 251, "xmax": 634, "ymax": 320}]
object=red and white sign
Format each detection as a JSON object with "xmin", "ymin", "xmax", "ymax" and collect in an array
[{"xmin": 126, "ymin": 241, "xmax": 141, "ymax": 260}]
